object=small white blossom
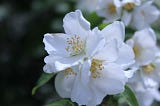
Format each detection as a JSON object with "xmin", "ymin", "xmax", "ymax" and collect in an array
[
  {"xmin": 121, "ymin": 0, "xmax": 141, "ymax": 26},
  {"xmin": 126, "ymin": 28, "xmax": 157, "ymax": 66},
  {"xmin": 128, "ymin": 82, "xmax": 160, "ymax": 106},
  {"xmin": 127, "ymin": 28, "xmax": 160, "ymax": 87},
  {"xmin": 96, "ymin": 0, "xmax": 121, "ymax": 22},
  {"xmin": 131, "ymin": 1, "xmax": 160, "ymax": 30}
]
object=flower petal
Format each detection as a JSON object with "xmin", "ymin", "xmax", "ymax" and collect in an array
[
  {"xmin": 44, "ymin": 54, "xmax": 84, "ymax": 72},
  {"xmin": 132, "ymin": 1, "xmax": 160, "ymax": 30},
  {"xmin": 86, "ymin": 27, "xmax": 105, "ymax": 57},
  {"xmin": 71, "ymin": 61, "xmax": 92, "ymax": 105},
  {"xmin": 91, "ymin": 63, "xmax": 127, "ymax": 95},
  {"xmin": 116, "ymin": 42, "xmax": 135, "ymax": 69},
  {"xmin": 63, "ymin": 10, "xmax": 90, "ymax": 39},
  {"xmin": 55, "ymin": 68, "xmax": 77, "ymax": 98},
  {"xmin": 94, "ymin": 39, "xmax": 118, "ymax": 62},
  {"xmin": 121, "ymin": 11, "xmax": 132, "ymax": 26},
  {"xmin": 43, "ymin": 33, "xmax": 69, "ymax": 56},
  {"xmin": 101, "ymin": 21, "xmax": 125, "ymax": 42}
]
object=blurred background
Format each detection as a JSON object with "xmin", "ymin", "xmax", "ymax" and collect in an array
[
  {"xmin": 0, "ymin": 0, "xmax": 160, "ymax": 106},
  {"xmin": 0, "ymin": 0, "xmax": 76, "ymax": 105}
]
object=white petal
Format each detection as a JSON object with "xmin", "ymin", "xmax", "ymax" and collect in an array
[
  {"xmin": 55, "ymin": 70, "xmax": 76, "ymax": 98},
  {"xmin": 96, "ymin": 0, "xmax": 121, "ymax": 22},
  {"xmin": 121, "ymin": 11, "xmax": 132, "ymax": 26},
  {"xmin": 132, "ymin": 1, "xmax": 160, "ymax": 30},
  {"xmin": 101, "ymin": 21, "xmax": 125, "ymax": 42},
  {"xmin": 71, "ymin": 61, "xmax": 92, "ymax": 105},
  {"xmin": 43, "ymin": 33, "xmax": 69, "ymax": 56},
  {"xmin": 91, "ymin": 63, "xmax": 127, "ymax": 95},
  {"xmin": 44, "ymin": 54, "xmax": 84, "ymax": 72},
  {"xmin": 94, "ymin": 39, "xmax": 118, "ymax": 62},
  {"xmin": 86, "ymin": 27, "xmax": 105, "ymax": 57},
  {"xmin": 116, "ymin": 42, "xmax": 135, "ymax": 69},
  {"xmin": 63, "ymin": 10, "xmax": 90, "ymax": 39}
]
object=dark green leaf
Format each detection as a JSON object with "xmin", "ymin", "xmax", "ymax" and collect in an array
[
  {"xmin": 121, "ymin": 86, "xmax": 139, "ymax": 106},
  {"xmin": 45, "ymin": 99, "xmax": 75, "ymax": 106},
  {"xmin": 32, "ymin": 72, "xmax": 55, "ymax": 95}
]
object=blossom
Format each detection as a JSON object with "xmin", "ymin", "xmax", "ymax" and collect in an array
[
  {"xmin": 126, "ymin": 28, "xmax": 157, "ymax": 66},
  {"xmin": 55, "ymin": 21, "xmax": 134, "ymax": 106},
  {"xmin": 100, "ymin": 21, "xmax": 135, "ymax": 69},
  {"xmin": 128, "ymin": 82, "xmax": 160, "ymax": 106},
  {"xmin": 96, "ymin": 0, "xmax": 121, "ymax": 22},
  {"xmin": 127, "ymin": 28, "xmax": 160, "ymax": 87},
  {"xmin": 131, "ymin": 1, "xmax": 160, "ymax": 30},
  {"xmin": 43, "ymin": 10, "xmax": 104, "ymax": 73},
  {"xmin": 121, "ymin": 0, "xmax": 141, "ymax": 26},
  {"xmin": 76, "ymin": 0, "xmax": 98, "ymax": 12}
]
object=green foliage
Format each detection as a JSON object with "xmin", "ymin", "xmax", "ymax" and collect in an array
[
  {"xmin": 121, "ymin": 86, "xmax": 139, "ymax": 106},
  {"xmin": 45, "ymin": 99, "xmax": 76, "ymax": 106},
  {"xmin": 98, "ymin": 23, "xmax": 110, "ymax": 30},
  {"xmin": 86, "ymin": 12, "xmax": 104, "ymax": 28},
  {"xmin": 32, "ymin": 73, "xmax": 55, "ymax": 95},
  {"xmin": 100, "ymin": 95, "xmax": 119, "ymax": 106}
]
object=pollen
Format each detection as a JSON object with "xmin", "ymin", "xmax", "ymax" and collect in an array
[
  {"xmin": 133, "ymin": 45, "xmax": 140, "ymax": 58},
  {"xmin": 90, "ymin": 59, "xmax": 104, "ymax": 78},
  {"xmin": 142, "ymin": 63, "xmax": 155, "ymax": 74},
  {"xmin": 107, "ymin": 3, "xmax": 116, "ymax": 14},
  {"xmin": 65, "ymin": 35, "xmax": 85, "ymax": 56},
  {"xmin": 123, "ymin": 3, "xmax": 135, "ymax": 11},
  {"xmin": 64, "ymin": 68, "xmax": 77, "ymax": 76}
]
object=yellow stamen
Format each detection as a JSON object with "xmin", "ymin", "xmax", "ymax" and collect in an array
[
  {"xmin": 133, "ymin": 45, "xmax": 140, "ymax": 58},
  {"xmin": 107, "ymin": 3, "xmax": 116, "ymax": 14},
  {"xmin": 123, "ymin": 3, "xmax": 135, "ymax": 11},
  {"xmin": 65, "ymin": 35, "xmax": 85, "ymax": 56},
  {"xmin": 142, "ymin": 63, "xmax": 155, "ymax": 74},
  {"xmin": 64, "ymin": 68, "xmax": 77, "ymax": 76},
  {"xmin": 90, "ymin": 59, "xmax": 104, "ymax": 78}
]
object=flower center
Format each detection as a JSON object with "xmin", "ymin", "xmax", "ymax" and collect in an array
[
  {"xmin": 142, "ymin": 63, "xmax": 155, "ymax": 74},
  {"xmin": 90, "ymin": 59, "xmax": 104, "ymax": 78},
  {"xmin": 133, "ymin": 45, "xmax": 140, "ymax": 58},
  {"xmin": 107, "ymin": 3, "xmax": 116, "ymax": 14},
  {"xmin": 123, "ymin": 3, "xmax": 135, "ymax": 11},
  {"xmin": 64, "ymin": 68, "xmax": 77, "ymax": 76},
  {"xmin": 65, "ymin": 35, "xmax": 85, "ymax": 56}
]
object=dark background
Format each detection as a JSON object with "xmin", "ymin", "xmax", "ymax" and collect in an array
[{"xmin": 0, "ymin": 0, "xmax": 75, "ymax": 105}]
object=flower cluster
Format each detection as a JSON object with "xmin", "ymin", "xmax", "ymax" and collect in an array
[
  {"xmin": 77, "ymin": 0, "xmax": 160, "ymax": 30},
  {"xmin": 41, "ymin": 1, "xmax": 160, "ymax": 106}
]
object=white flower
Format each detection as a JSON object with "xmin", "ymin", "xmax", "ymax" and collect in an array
[
  {"xmin": 96, "ymin": 0, "xmax": 121, "ymax": 22},
  {"xmin": 76, "ymin": 0, "xmax": 98, "ymax": 12},
  {"xmin": 43, "ymin": 10, "xmax": 104, "ymax": 73},
  {"xmin": 126, "ymin": 28, "xmax": 157, "ymax": 66},
  {"xmin": 55, "ymin": 22, "xmax": 134, "ymax": 106},
  {"xmin": 55, "ymin": 40, "xmax": 128, "ymax": 106},
  {"xmin": 121, "ymin": 0, "xmax": 141, "ymax": 26},
  {"xmin": 131, "ymin": 1, "xmax": 160, "ymax": 30},
  {"xmin": 128, "ymin": 82, "xmax": 160, "ymax": 106},
  {"xmin": 129, "ymin": 52, "xmax": 160, "ymax": 87},
  {"xmin": 100, "ymin": 21, "xmax": 135, "ymax": 70},
  {"xmin": 127, "ymin": 28, "xmax": 160, "ymax": 87}
]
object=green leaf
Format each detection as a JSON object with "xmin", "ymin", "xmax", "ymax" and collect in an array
[
  {"xmin": 121, "ymin": 86, "xmax": 139, "ymax": 106},
  {"xmin": 32, "ymin": 72, "xmax": 55, "ymax": 95},
  {"xmin": 45, "ymin": 99, "xmax": 75, "ymax": 106},
  {"xmin": 85, "ymin": 12, "xmax": 104, "ymax": 28},
  {"xmin": 98, "ymin": 23, "xmax": 110, "ymax": 30}
]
